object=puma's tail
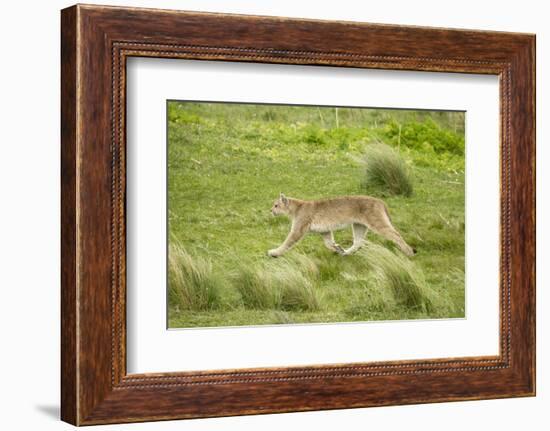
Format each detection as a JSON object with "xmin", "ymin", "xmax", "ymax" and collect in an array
[{"xmin": 382, "ymin": 203, "xmax": 417, "ymax": 256}]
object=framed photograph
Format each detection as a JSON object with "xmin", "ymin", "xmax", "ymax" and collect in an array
[{"xmin": 61, "ymin": 4, "xmax": 535, "ymax": 425}]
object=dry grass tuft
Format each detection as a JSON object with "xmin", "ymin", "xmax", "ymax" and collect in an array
[
  {"xmin": 168, "ymin": 243, "xmax": 223, "ymax": 311},
  {"xmin": 363, "ymin": 143, "xmax": 413, "ymax": 196}
]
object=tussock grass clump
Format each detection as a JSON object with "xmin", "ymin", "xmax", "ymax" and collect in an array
[
  {"xmin": 271, "ymin": 257, "xmax": 321, "ymax": 311},
  {"xmin": 233, "ymin": 265, "xmax": 281, "ymax": 310},
  {"xmin": 363, "ymin": 143, "xmax": 413, "ymax": 197},
  {"xmin": 285, "ymin": 253, "xmax": 319, "ymax": 279},
  {"xmin": 274, "ymin": 265, "xmax": 320, "ymax": 311},
  {"xmin": 359, "ymin": 243, "xmax": 448, "ymax": 314},
  {"xmin": 317, "ymin": 255, "xmax": 342, "ymax": 281},
  {"xmin": 271, "ymin": 311, "xmax": 294, "ymax": 325},
  {"xmin": 341, "ymin": 272, "xmax": 395, "ymax": 315},
  {"xmin": 234, "ymin": 256, "xmax": 321, "ymax": 312},
  {"xmin": 168, "ymin": 243, "xmax": 223, "ymax": 311}
]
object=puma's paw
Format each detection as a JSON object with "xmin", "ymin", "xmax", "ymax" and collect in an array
[
  {"xmin": 333, "ymin": 245, "xmax": 346, "ymax": 255},
  {"xmin": 267, "ymin": 249, "xmax": 280, "ymax": 258}
]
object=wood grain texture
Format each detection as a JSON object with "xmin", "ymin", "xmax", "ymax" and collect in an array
[
  {"xmin": 60, "ymin": 4, "xmax": 536, "ymax": 425},
  {"xmin": 60, "ymin": 5, "xmax": 78, "ymax": 425}
]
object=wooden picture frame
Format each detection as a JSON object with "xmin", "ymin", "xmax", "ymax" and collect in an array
[{"xmin": 61, "ymin": 4, "xmax": 535, "ymax": 425}]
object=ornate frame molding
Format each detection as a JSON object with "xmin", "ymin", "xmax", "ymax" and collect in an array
[{"xmin": 61, "ymin": 5, "xmax": 535, "ymax": 425}]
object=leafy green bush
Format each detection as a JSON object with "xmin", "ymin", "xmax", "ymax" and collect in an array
[
  {"xmin": 363, "ymin": 143, "xmax": 413, "ymax": 197},
  {"xmin": 381, "ymin": 118, "xmax": 465, "ymax": 155},
  {"xmin": 168, "ymin": 105, "xmax": 203, "ymax": 125}
]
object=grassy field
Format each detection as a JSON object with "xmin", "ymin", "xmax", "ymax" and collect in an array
[{"xmin": 167, "ymin": 101, "xmax": 465, "ymax": 328}]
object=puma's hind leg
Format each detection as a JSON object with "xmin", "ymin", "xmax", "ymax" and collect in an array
[
  {"xmin": 342, "ymin": 224, "xmax": 368, "ymax": 256},
  {"xmin": 369, "ymin": 219, "xmax": 415, "ymax": 257},
  {"xmin": 378, "ymin": 227, "xmax": 415, "ymax": 256},
  {"xmin": 322, "ymin": 231, "xmax": 345, "ymax": 255}
]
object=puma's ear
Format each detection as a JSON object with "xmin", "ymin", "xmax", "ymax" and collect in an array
[{"xmin": 280, "ymin": 193, "xmax": 288, "ymax": 205}]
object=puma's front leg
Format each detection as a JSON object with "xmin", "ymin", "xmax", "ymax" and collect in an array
[
  {"xmin": 321, "ymin": 231, "xmax": 345, "ymax": 255},
  {"xmin": 268, "ymin": 221, "xmax": 309, "ymax": 257}
]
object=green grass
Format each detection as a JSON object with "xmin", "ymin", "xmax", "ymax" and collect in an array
[{"xmin": 167, "ymin": 102, "xmax": 465, "ymax": 328}]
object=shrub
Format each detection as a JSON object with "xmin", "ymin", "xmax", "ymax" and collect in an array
[
  {"xmin": 168, "ymin": 243, "xmax": 223, "ymax": 311},
  {"xmin": 382, "ymin": 118, "xmax": 465, "ymax": 155},
  {"xmin": 363, "ymin": 143, "xmax": 413, "ymax": 197},
  {"xmin": 168, "ymin": 105, "xmax": 203, "ymax": 125}
]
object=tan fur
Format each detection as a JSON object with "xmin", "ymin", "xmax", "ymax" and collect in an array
[{"xmin": 269, "ymin": 193, "xmax": 415, "ymax": 257}]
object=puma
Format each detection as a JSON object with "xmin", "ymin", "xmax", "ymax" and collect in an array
[{"xmin": 268, "ymin": 193, "xmax": 415, "ymax": 257}]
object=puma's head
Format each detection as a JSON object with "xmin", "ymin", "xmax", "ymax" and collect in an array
[{"xmin": 271, "ymin": 193, "xmax": 290, "ymax": 216}]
